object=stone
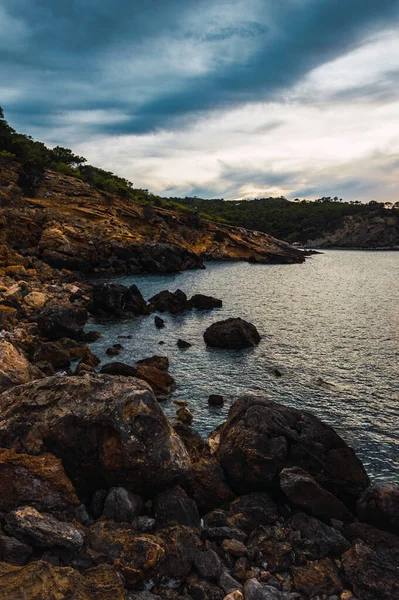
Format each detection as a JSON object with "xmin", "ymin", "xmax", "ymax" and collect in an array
[
  {"xmin": 106, "ymin": 346, "xmax": 120, "ymax": 356},
  {"xmin": 137, "ymin": 355, "xmax": 169, "ymax": 371},
  {"xmin": 84, "ymin": 330, "xmax": 102, "ymax": 342},
  {"xmin": 100, "ymin": 361, "xmax": 137, "ymax": 377},
  {"xmin": 0, "ymin": 374, "xmax": 191, "ymax": 496},
  {"xmin": 0, "ymin": 561, "xmax": 125, "ymax": 600},
  {"xmin": 292, "ymin": 558, "xmax": 343, "ymax": 596},
  {"xmin": 177, "ymin": 338, "xmax": 192, "ymax": 348},
  {"xmin": 342, "ymin": 542, "xmax": 399, "ymax": 600},
  {"xmin": 149, "ymin": 289, "xmax": 190, "ymax": 313},
  {"xmin": 0, "ymin": 448, "xmax": 79, "ymax": 518},
  {"xmin": 227, "ymin": 493, "xmax": 278, "ymax": 534},
  {"xmin": 356, "ymin": 485, "xmax": 399, "ymax": 534},
  {"xmin": 136, "ymin": 516, "xmax": 156, "ymax": 533},
  {"xmin": 177, "ymin": 405, "xmax": 194, "ymax": 423},
  {"xmin": 188, "ymin": 575, "xmax": 225, "ymax": 600},
  {"xmin": 33, "ymin": 341, "xmax": 71, "ymax": 369},
  {"xmin": 214, "ymin": 396, "xmax": 369, "ymax": 506},
  {"xmin": 204, "ymin": 526, "xmax": 247, "ymax": 542},
  {"xmin": 280, "ymin": 467, "xmax": 354, "ymax": 522},
  {"xmin": 224, "ymin": 592, "xmax": 243, "ymax": 600},
  {"xmin": 153, "ymin": 485, "xmax": 201, "ymax": 528},
  {"xmin": 244, "ymin": 578, "xmax": 287, "ymax": 600},
  {"xmin": 135, "ymin": 363, "xmax": 175, "ymax": 396},
  {"xmin": 193, "ymin": 549, "xmax": 223, "ymax": 580},
  {"xmin": 5, "ymin": 506, "xmax": 85, "ymax": 551},
  {"xmin": 209, "ymin": 394, "xmax": 224, "ymax": 406},
  {"xmin": 219, "ymin": 571, "xmax": 243, "ymax": 594},
  {"xmin": 102, "ymin": 487, "xmax": 143, "ymax": 523},
  {"xmin": 37, "ymin": 306, "xmax": 87, "ymax": 340},
  {"xmin": 0, "ymin": 340, "xmax": 41, "ymax": 392},
  {"xmin": 190, "ymin": 294, "xmax": 222, "ymax": 310},
  {"xmin": 0, "ymin": 533, "xmax": 33, "ymax": 565},
  {"xmin": 204, "ymin": 318, "xmax": 260, "ymax": 349},
  {"xmin": 343, "ymin": 521, "xmax": 399, "ymax": 549},
  {"xmin": 91, "ymin": 282, "xmax": 149, "ymax": 315},
  {"xmin": 290, "ymin": 512, "xmax": 350, "ymax": 560},
  {"xmin": 24, "ymin": 291, "xmax": 47, "ymax": 309},
  {"xmin": 222, "ymin": 539, "xmax": 247, "ymax": 557},
  {"xmin": 155, "ymin": 315, "xmax": 165, "ymax": 328}
]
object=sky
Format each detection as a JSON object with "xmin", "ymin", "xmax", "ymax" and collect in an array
[{"xmin": 2, "ymin": 0, "xmax": 399, "ymax": 202}]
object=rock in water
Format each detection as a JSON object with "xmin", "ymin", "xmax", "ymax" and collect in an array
[
  {"xmin": 91, "ymin": 282, "xmax": 148, "ymax": 315},
  {"xmin": 0, "ymin": 374, "xmax": 191, "ymax": 495},
  {"xmin": 154, "ymin": 315, "xmax": 165, "ymax": 328},
  {"xmin": 208, "ymin": 394, "xmax": 224, "ymax": 406},
  {"xmin": 100, "ymin": 362, "xmax": 137, "ymax": 377},
  {"xmin": 214, "ymin": 396, "xmax": 369, "ymax": 506},
  {"xmin": 190, "ymin": 294, "xmax": 222, "ymax": 310},
  {"xmin": 149, "ymin": 289, "xmax": 190, "ymax": 313},
  {"xmin": 203, "ymin": 318, "xmax": 260, "ymax": 349},
  {"xmin": 136, "ymin": 355, "xmax": 169, "ymax": 372},
  {"xmin": 177, "ymin": 339, "xmax": 192, "ymax": 349},
  {"xmin": 37, "ymin": 306, "xmax": 88, "ymax": 340}
]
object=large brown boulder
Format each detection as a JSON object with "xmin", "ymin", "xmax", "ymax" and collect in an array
[
  {"xmin": 214, "ymin": 396, "xmax": 369, "ymax": 507},
  {"xmin": 356, "ymin": 485, "xmax": 399, "ymax": 535},
  {"xmin": 204, "ymin": 318, "xmax": 260, "ymax": 349},
  {"xmin": 0, "ymin": 341, "xmax": 42, "ymax": 392},
  {"xmin": 0, "ymin": 561, "xmax": 125, "ymax": 600},
  {"xmin": 0, "ymin": 374, "xmax": 191, "ymax": 495},
  {"xmin": 0, "ymin": 448, "xmax": 79, "ymax": 518}
]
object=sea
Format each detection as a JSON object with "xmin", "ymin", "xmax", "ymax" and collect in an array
[{"xmin": 87, "ymin": 250, "xmax": 399, "ymax": 485}]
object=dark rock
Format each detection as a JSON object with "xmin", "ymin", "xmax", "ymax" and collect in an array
[
  {"xmin": 247, "ymin": 523, "xmax": 294, "ymax": 573},
  {"xmin": 222, "ymin": 538, "xmax": 247, "ymax": 557},
  {"xmin": 203, "ymin": 509, "xmax": 229, "ymax": 529},
  {"xmin": 155, "ymin": 315, "xmax": 165, "ymax": 328},
  {"xmin": 91, "ymin": 489, "xmax": 108, "ymax": 520},
  {"xmin": 177, "ymin": 405, "xmax": 194, "ymax": 423},
  {"xmin": 203, "ymin": 318, "xmax": 260, "ymax": 349},
  {"xmin": 106, "ymin": 346, "xmax": 120, "ymax": 356},
  {"xmin": 136, "ymin": 516, "xmax": 156, "ymax": 533},
  {"xmin": 36, "ymin": 360, "xmax": 55, "ymax": 376},
  {"xmin": 342, "ymin": 542, "xmax": 399, "ymax": 600},
  {"xmin": 177, "ymin": 338, "xmax": 192, "ymax": 348},
  {"xmin": 153, "ymin": 485, "xmax": 200, "ymax": 528},
  {"xmin": 244, "ymin": 578, "xmax": 287, "ymax": 600},
  {"xmin": 100, "ymin": 361, "xmax": 137, "ymax": 377},
  {"xmin": 127, "ymin": 593, "xmax": 161, "ymax": 600},
  {"xmin": 188, "ymin": 576, "xmax": 224, "ymax": 600},
  {"xmin": 125, "ymin": 284, "xmax": 149, "ymax": 314},
  {"xmin": 193, "ymin": 549, "xmax": 223, "ymax": 580},
  {"xmin": 290, "ymin": 512, "xmax": 350, "ymax": 560},
  {"xmin": 0, "ymin": 374, "xmax": 191, "ymax": 496},
  {"xmin": 190, "ymin": 294, "xmax": 222, "ymax": 310},
  {"xmin": 219, "ymin": 571, "xmax": 243, "ymax": 594},
  {"xmin": 135, "ymin": 363, "xmax": 175, "ymax": 396},
  {"xmin": 84, "ymin": 330, "xmax": 102, "ymax": 342},
  {"xmin": 91, "ymin": 282, "xmax": 148, "ymax": 316},
  {"xmin": 137, "ymin": 355, "xmax": 169, "ymax": 372},
  {"xmin": 37, "ymin": 306, "xmax": 87, "ymax": 340},
  {"xmin": 139, "ymin": 242, "xmax": 203, "ymax": 274},
  {"xmin": 280, "ymin": 467, "xmax": 354, "ymax": 522},
  {"xmin": 227, "ymin": 493, "xmax": 278, "ymax": 534},
  {"xmin": 33, "ymin": 341, "xmax": 71, "ymax": 369},
  {"xmin": 5, "ymin": 506, "xmax": 85, "ymax": 551},
  {"xmin": 149, "ymin": 289, "xmax": 190, "ymax": 313},
  {"xmin": 214, "ymin": 396, "xmax": 369, "ymax": 507},
  {"xmin": 0, "ymin": 533, "xmax": 33, "ymax": 565},
  {"xmin": 208, "ymin": 394, "xmax": 224, "ymax": 406},
  {"xmin": 204, "ymin": 526, "xmax": 247, "ymax": 542},
  {"xmin": 74, "ymin": 504, "xmax": 91, "ymax": 526},
  {"xmin": 292, "ymin": 557, "xmax": 343, "ymax": 596},
  {"xmin": 356, "ymin": 485, "xmax": 399, "ymax": 535},
  {"xmin": 102, "ymin": 487, "xmax": 143, "ymax": 523},
  {"xmin": 343, "ymin": 521, "xmax": 399, "ymax": 549}
]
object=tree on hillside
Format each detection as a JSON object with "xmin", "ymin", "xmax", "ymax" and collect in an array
[{"xmin": 50, "ymin": 146, "xmax": 86, "ymax": 168}]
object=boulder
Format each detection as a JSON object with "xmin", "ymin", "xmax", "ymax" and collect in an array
[
  {"xmin": 290, "ymin": 512, "xmax": 350, "ymax": 560},
  {"xmin": 139, "ymin": 242, "xmax": 203, "ymax": 274},
  {"xmin": 91, "ymin": 283, "xmax": 149, "ymax": 316},
  {"xmin": 177, "ymin": 338, "xmax": 192, "ymax": 348},
  {"xmin": 343, "ymin": 521, "xmax": 399, "ymax": 550},
  {"xmin": 356, "ymin": 485, "xmax": 399, "ymax": 534},
  {"xmin": 222, "ymin": 539, "xmax": 247, "ymax": 557},
  {"xmin": 0, "ymin": 340, "xmax": 41, "ymax": 392},
  {"xmin": 5, "ymin": 506, "xmax": 85, "ymax": 551},
  {"xmin": 0, "ymin": 374, "xmax": 191, "ymax": 496},
  {"xmin": 37, "ymin": 306, "xmax": 88, "ymax": 340},
  {"xmin": 209, "ymin": 394, "xmax": 224, "ymax": 406},
  {"xmin": 190, "ymin": 294, "xmax": 222, "ymax": 310},
  {"xmin": 154, "ymin": 315, "xmax": 165, "ymax": 328},
  {"xmin": 177, "ymin": 406, "xmax": 194, "ymax": 423},
  {"xmin": 204, "ymin": 318, "xmax": 260, "ymax": 349},
  {"xmin": 280, "ymin": 466, "xmax": 354, "ymax": 522},
  {"xmin": 153, "ymin": 486, "xmax": 201, "ymax": 528},
  {"xmin": 0, "ymin": 448, "xmax": 79, "ymax": 518},
  {"xmin": 149, "ymin": 289, "xmax": 190, "ymax": 313},
  {"xmin": 33, "ymin": 341, "xmax": 71, "ymax": 370},
  {"xmin": 0, "ymin": 561, "xmax": 125, "ymax": 600},
  {"xmin": 292, "ymin": 557, "xmax": 343, "ymax": 596},
  {"xmin": 244, "ymin": 578, "xmax": 287, "ymax": 600},
  {"xmin": 193, "ymin": 549, "xmax": 223, "ymax": 581},
  {"xmin": 227, "ymin": 493, "xmax": 278, "ymax": 534},
  {"xmin": 342, "ymin": 542, "xmax": 399, "ymax": 600},
  {"xmin": 102, "ymin": 487, "xmax": 143, "ymax": 523},
  {"xmin": 0, "ymin": 533, "xmax": 33, "ymax": 566},
  {"xmin": 135, "ymin": 363, "xmax": 175, "ymax": 396},
  {"xmin": 125, "ymin": 284, "xmax": 149, "ymax": 314},
  {"xmin": 136, "ymin": 355, "xmax": 169, "ymax": 372},
  {"xmin": 100, "ymin": 362, "xmax": 137, "ymax": 377},
  {"xmin": 106, "ymin": 346, "xmax": 120, "ymax": 356},
  {"xmin": 214, "ymin": 396, "xmax": 369, "ymax": 506},
  {"xmin": 24, "ymin": 291, "xmax": 47, "ymax": 310}
]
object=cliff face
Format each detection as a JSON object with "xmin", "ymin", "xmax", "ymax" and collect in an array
[
  {"xmin": 307, "ymin": 211, "xmax": 399, "ymax": 249},
  {"xmin": 0, "ymin": 158, "xmax": 304, "ymax": 273}
]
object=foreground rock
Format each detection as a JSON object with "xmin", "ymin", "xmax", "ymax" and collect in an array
[
  {"xmin": 357, "ymin": 485, "xmax": 399, "ymax": 534},
  {"xmin": 204, "ymin": 318, "xmax": 260, "ymax": 349},
  {"xmin": 214, "ymin": 396, "xmax": 369, "ymax": 505},
  {"xmin": 0, "ymin": 340, "xmax": 41, "ymax": 392},
  {"xmin": 37, "ymin": 306, "xmax": 88, "ymax": 340},
  {"xmin": 0, "ymin": 374, "xmax": 190, "ymax": 495}
]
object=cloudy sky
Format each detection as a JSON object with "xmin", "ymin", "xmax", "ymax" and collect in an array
[{"xmin": 2, "ymin": 0, "xmax": 399, "ymax": 202}]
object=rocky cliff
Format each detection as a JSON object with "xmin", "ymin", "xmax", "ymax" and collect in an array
[{"xmin": 0, "ymin": 157, "xmax": 304, "ymax": 274}]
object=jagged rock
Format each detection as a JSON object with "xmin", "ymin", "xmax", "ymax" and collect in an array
[
  {"xmin": 33, "ymin": 341, "xmax": 71, "ymax": 369},
  {"xmin": 139, "ymin": 242, "xmax": 203, "ymax": 273},
  {"xmin": 0, "ymin": 340, "xmax": 41, "ymax": 391},
  {"xmin": 290, "ymin": 512, "xmax": 350, "ymax": 560},
  {"xmin": 356, "ymin": 485, "xmax": 399, "ymax": 534},
  {"xmin": 214, "ymin": 396, "xmax": 369, "ymax": 506},
  {"xmin": 153, "ymin": 486, "xmax": 201, "ymax": 528},
  {"xmin": 102, "ymin": 487, "xmax": 143, "ymax": 523},
  {"xmin": 24, "ymin": 291, "xmax": 47, "ymax": 309},
  {"xmin": 0, "ymin": 561, "xmax": 125, "ymax": 600},
  {"xmin": 0, "ymin": 448, "xmax": 79, "ymax": 518},
  {"xmin": 5, "ymin": 506, "xmax": 85, "ymax": 551},
  {"xmin": 227, "ymin": 493, "xmax": 278, "ymax": 534},
  {"xmin": 292, "ymin": 557, "xmax": 343, "ymax": 596},
  {"xmin": 244, "ymin": 578, "xmax": 288, "ymax": 600},
  {"xmin": 204, "ymin": 526, "xmax": 247, "ymax": 542},
  {"xmin": 100, "ymin": 361, "xmax": 137, "ymax": 377},
  {"xmin": 190, "ymin": 294, "xmax": 222, "ymax": 310},
  {"xmin": 0, "ymin": 374, "xmax": 191, "ymax": 496},
  {"xmin": 280, "ymin": 466, "xmax": 354, "ymax": 522},
  {"xmin": 154, "ymin": 315, "xmax": 165, "ymax": 328},
  {"xmin": 35, "ymin": 360, "xmax": 55, "ymax": 376},
  {"xmin": 204, "ymin": 318, "xmax": 260, "ymax": 349},
  {"xmin": 187, "ymin": 574, "xmax": 225, "ymax": 600},
  {"xmin": 90, "ymin": 282, "xmax": 148, "ymax": 316},
  {"xmin": 135, "ymin": 363, "xmax": 175, "ymax": 396},
  {"xmin": 177, "ymin": 338, "xmax": 192, "ymax": 348},
  {"xmin": 149, "ymin": 289, "xmax": 190, "ymax": 313},
  {"xmin": 136, "ymin": 355, "xmax": 169, "ymax": 371},
  {"xmin": 209, "ymin": 394, "xmax": 224, "ymax": 406},
  {"xmin": 222, "ymin": 539, "xmax": 247, "ymax": 557},
  {"xmin": 247, "ymin": 523, "xmax": 294, "ymax": 573},
  {"xmin": 343, "ymin": 521, "xmax": 399, "ymax": 550},
  {"xmin": 136, "ymin": 517, "xmax": 156, "ymax": 533},
  {"xmin": 0, "ymin": 532, "xmax": 33, "ymax": 565},
  {"xmin": 37, "ymin": 306, "xmax": 88, "ymax": 340},
  {"xmin": 193, "ymin": 549, "xmax": 223, "ymax": 580},
  {"xmin": 342, "ymin": 542, "xmax": 399, "ymax": 600},
  {"xmin": 219, "ymin": 571, "xmax": 243, "ymax": 594},
  {"xmin": 177, "ymin": 405, "xmax": 194, "ymax": 423},
  {"xmin": 125, "ymin": 284, "xmax": 149, "ymax": 314},
  {"xmin": 77, "ymin": 346, "xmax": 101, "ymax": 367}
]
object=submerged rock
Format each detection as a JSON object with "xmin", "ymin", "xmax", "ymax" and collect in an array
[
  {"xmin": 0, "ymin": 374, "xmax": 191, "ymax": 495},
  {"xmin": 204, "ymin": 318, "xmax": 260, "ymax": 349}
]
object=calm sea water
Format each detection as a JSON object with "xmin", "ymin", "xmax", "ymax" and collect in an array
[{"xmin": 87, "ymin": 251, "xmax": 399, "ymax": 485}]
